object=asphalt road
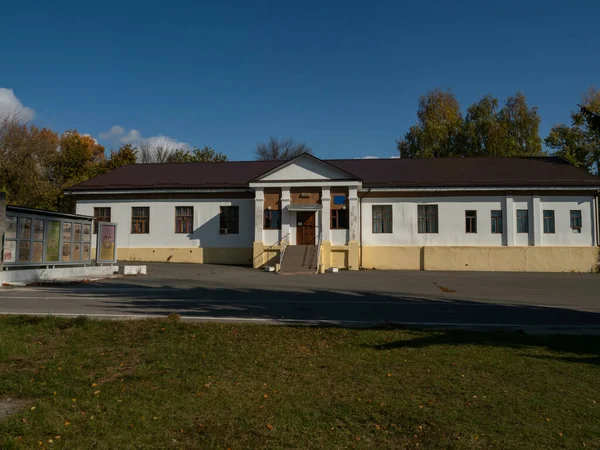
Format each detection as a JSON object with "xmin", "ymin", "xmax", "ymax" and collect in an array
[{"xmin": 1, "ymin": 263, "xmax": 599, "ymax": 331}]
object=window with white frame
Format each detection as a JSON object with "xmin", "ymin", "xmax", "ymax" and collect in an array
[
  {"xmin": 372, "ymin": 205, "xmax": 392, "ymax": 233},
  {"xmin": 543, "ymin": 210, "xmax": 555, "ymax": 234},
  {"xmin": 516, "ymin": 209, "xmax": 529, "ymax": 233},
  {"xmin": 570, "ymin": 210, "xmax": 582, "ymax": 233},
  {"xmin": 491, "ymin": 210, "xmax": 502, "ymax": 234},
  {"xmin": 220, "ymin": 206, "xmax": 239, "ymax": 234},
  {"xmin": 465, "ymin": 210, "xmax": 477, "ymax": 233},
  {"xmin": 418, "ymin": 205, "xmax": 438, "ymax": 233}
]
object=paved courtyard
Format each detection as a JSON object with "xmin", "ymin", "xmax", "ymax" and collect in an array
[{"xmin": 1, "ymin": 263, "xmax": 599, "ymax": 331}]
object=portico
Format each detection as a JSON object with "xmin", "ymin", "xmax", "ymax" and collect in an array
[{"xmin": 249, "ymin": 154, "xmax": 363, "ymax": 271}]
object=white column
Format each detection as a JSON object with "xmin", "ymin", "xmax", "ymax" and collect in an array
[
  {"xmin": 281, "ymin": 187, "xmax": 291, "ymax": 241},
  {"xmin": 505, "ymin": 195, "xmax": 514, "ymax": 246},
  {"xmin": 349, "ymin": 187, "xmax": 359, "ymax": 242},
  {"xmin": 532, "ymin": 195, "xmax": 542, "ymax": 246},
  {"xmin": 321, "ymin": 187, "xmax": 331, "ymax": 242},
  {"xmin": 254, "ymin": 188, "xmax": 264, "ymax": 242}
]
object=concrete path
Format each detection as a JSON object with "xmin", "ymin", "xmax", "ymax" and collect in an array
[{"xmin": 1, "ymin": 263, "xmax": 599, "ymax": 332}]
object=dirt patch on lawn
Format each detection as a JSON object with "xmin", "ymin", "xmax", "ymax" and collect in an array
[{"xmin": 0, "ymin": 398, "xmax": 29, "ymax": 421}]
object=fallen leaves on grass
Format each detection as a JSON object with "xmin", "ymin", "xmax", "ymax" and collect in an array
[{"xmin": 266, "ymin": 424, "xmax": 274, "ymax": 430}]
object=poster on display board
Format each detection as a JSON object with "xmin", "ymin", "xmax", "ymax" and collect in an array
[{"xmin": 96, "ymin": 222, "xmax": 117, "ymax": 264}]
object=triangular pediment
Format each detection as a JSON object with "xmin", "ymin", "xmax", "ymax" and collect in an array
[{"xmin": 252, "ymin": 153, "xmax": 359, "ymax": 182}]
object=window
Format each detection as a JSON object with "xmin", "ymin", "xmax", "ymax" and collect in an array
[
  {"xmin": 491, "ymin": 210, "xmax": 502, "ymax": 234},
  {"xmin": 570, "ymin": 210, "xmax": 582, "ymax": 233},
  {"xmin": 175, "ymin": 206, "xmax": 193, "ymax": 234},
  {"xmin": 93, "ymin": 207, "xmax": 111, "ymax": 234},
  {"xmin": 543, "ymin": 210, "xmax": 555, "ymax": 234},
  {"xmin": 264, "ymin": 209, "xmax": 281, "ymax": 230},
  {"xmin": 372, "ymin": 205, "xmax": 393, "ymax": 234},
  {"xmin": 331, "ymin": 209, "xmax": 348, "ymax": 229},
  {"xmin": 418, "ymin": 205, "xmax": 438, "ymax": 233},
  {"xmin": 131, "ymin": 207, "xmax": 150, "ymax": 234},
  {"xmin": 516, "ymin": 209, "xmax": 529, "ymax": 233},
  {"xmin": 220, "ymin": 206, "xmax": 239, "ymax": 234},
  {"xmin": 465, "ymin": 210, "xmax": 477, "ymax": 233}
]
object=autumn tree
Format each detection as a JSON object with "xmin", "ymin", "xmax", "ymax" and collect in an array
[
  {"xmin": 166, "ymin": 146, "xmax": 228, "ymax": 163},
  {"xmin": 397, "ymin": 89, "xmax": 463, "ymax": 158},
  {"xmin": 398, "ymin": 89, "xmax": 543, "ymax": 158},
  {"xmin": 255, "ymin": 136, "xmax": 312, "ymax": 160},
  {"xmin": 49, "ymin": 130, "xmax": 106, "ymax": 211},
  {"xmin": 546, "ymin": 88, "xmax": 600, "ymax": 175},
  {"xmin": 103, "ymin": 144, "xmax": 138, "ymax": 172},
  {"xmin": 0, "ymin": 115, "xmax": 59, "ymax": 209},
  {"xmin": 495, "ymin": 92, "xmax": 543, "ymax": 156}
]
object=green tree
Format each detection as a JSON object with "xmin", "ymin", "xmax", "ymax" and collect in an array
[
  {"xmin": 462, "ymin": 95, "xmax": 503, "ymax": 156},
  {"xmin": 545, "ymin": 88, "xmax": 600, "ymax": 175},
  {"xmin": 0, "ymin": 115, "xmax": 59, "ymax": 209},
  {"xmin": 496, "ymin": 92, "xmax": 543, "ymax": 156},
  {"xmin": 166, "ymin": 146, "xmax": 228, "ymax": 163},
  {"xmin": 104, "ymin": 144, "xmax": 138, "ymax": 171},
  {"xmin": 398, "ymin": 90, "xmax": 543, "ymax": 158},
  {"xmin": 255, "ymin": 137, "xmax": 311, "ymax": 160},
  {"xmin": 397, "ymin": 89, "xmax": 463, "ymax": 158}
]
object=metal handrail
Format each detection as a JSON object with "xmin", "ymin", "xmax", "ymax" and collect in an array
[
  {"xmin": 314, "ymin": 232, "xmax": 322, "ymax": 274},
  {"xmin": 278, "ymin": 233, "xmax": 290, "ymax": 269}
]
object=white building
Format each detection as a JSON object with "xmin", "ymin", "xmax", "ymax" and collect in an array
[{"xmin": 67, "ymin": 154, "xmax": 600, "ymax": 272}]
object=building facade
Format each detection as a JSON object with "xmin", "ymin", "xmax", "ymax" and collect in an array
[{"xmin": 68, "ymin": 154, "xmax": 600, "ymax": 272}]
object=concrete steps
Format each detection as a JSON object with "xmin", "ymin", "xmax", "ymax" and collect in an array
[{"xmin": 279, "ymin": 245, "xmax": 318, "ymax": 275}]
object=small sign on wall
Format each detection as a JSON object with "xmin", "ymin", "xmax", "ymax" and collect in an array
[{"xmin": 96, "ymin": 222, "xmax": 118, "ymax": 264}]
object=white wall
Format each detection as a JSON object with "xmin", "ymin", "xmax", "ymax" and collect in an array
[
  {"xmin": 361, "ymin": 195, "xmax": 596, "ymax": 247},
  {"xmin": 263, "ymin": 229, "xmax": 281, "ymax": 246},
  {"xmin": 362, "ymin": 196, "xmax": 505, "ymax": 246},
  {"xmin": 76, "ymin": 198, "xmax": 254, "ymax": 248},
  {"xmin": 537, "ymin": 196, "xmax": 596, "ymax": 246},
  {"xmin": 331, "ymin": 229, "xmax": 349, "ymax": 245},
  {"xmin": 512, "ymin": 196, "xmax": 533, "ymax": 246}
]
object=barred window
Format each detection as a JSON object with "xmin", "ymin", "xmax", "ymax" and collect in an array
[
  {"xmin": 264, "ymin": 210, "xmax": 281, "ymax": 230},
  {"xmin": 491, "ymin": 210, "xmax": 502, "ymax": 234},
  {"xmin": 516, "ymin": 209, "xmax": 528, "ymax": 233},
  {"xmin": 131, "ymin": 207, "xmax": 150, "ymax": 234},
  {"xmin": 175, "ymin": 206, "xmax": 193, "ymax": 234},
  {"xmin": 93, "ymin": 207, "xmax": 111, "ymax": 234},
  {"xmin": 465, "ymin": 210, "xmax": 477, "ymax": 233},
  {"xmin": 570, "ymin": 210, "xmax": 582, "ymax": 233},
  {"xmin": 372, "ymin": 205, "xmax": 392, "ymax": 234},
  {"xmin": 220, "ymin": 206, "xmax": 239, "ymax": 234},
  {"xmin": 543, "ymin": 210, "xmax": 555, "ymax": 234},
  {"xmin": 418, "ymin": 205, "xmax": 438, "ymax": 233},
  {"xmin": 331, "ymin": 209, "xmax": 348, "ymax": 229}
]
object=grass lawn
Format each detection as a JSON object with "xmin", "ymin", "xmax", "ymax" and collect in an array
[{"xmin": 0, "ymin": 316, "xmax": 599, "ymax": 449}]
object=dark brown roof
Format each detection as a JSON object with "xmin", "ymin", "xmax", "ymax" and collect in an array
[{"xmin": 67, "ymin": 156, "xmax": 600, "ymax": 192}]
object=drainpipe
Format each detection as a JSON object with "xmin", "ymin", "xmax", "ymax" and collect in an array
[{"xmin": 358, "ymin": 188, "xmax": 371, "ymax": 269}]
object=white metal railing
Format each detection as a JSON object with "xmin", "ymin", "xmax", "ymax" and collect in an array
[
  {"xmin": 314, "ymin": 232, "xmax": 322, "ymax": 274},
  {"xmin": 278, "ymin": 233, "xmax": 290, "ymax": 269}
]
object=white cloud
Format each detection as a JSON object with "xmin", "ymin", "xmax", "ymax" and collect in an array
[
  {"xmin": 98, "ymin": 125, "xmax": 191, "ymax": 151},
  {"xmin": 0, "ymin": 88, "xmax": 35, "ymax": 122},
  {"xmin": 357, "ymin": 156, "xmax": 380, "ymax": 159}
]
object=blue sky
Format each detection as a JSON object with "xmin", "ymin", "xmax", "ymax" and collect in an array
[{"xmin": 1, "ymin": 0, "xmax": 598, "ymax": 160}]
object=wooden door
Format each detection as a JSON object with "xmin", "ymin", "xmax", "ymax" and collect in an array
[{"xmin": 296, "ymin": 212, "xmax": 316, "ymax": 245}]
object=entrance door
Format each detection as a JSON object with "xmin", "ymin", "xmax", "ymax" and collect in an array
[{"xmin": 296, "ymin": 212, "xmax": 316, "ymax": 245}]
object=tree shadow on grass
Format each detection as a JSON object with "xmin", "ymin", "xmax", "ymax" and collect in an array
[
  {"xmin": 16, "ymin": 278, "xmax": 600, "ymax": 365},
  {"xmin": 367, "ymin": 328, "xmax": 600, "ymax": 366}
]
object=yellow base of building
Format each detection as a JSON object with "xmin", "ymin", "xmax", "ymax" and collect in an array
[
  {"xmin": 105, "ymin": 245, "xmax": 598, "ymax": 273},
  {"xmin": 115, "ymin": 247, "xmax": 253, "ymax": 265},
  {"xmin": 361, "ymin": 246, "xmax": 599, "ymax": 273}
]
